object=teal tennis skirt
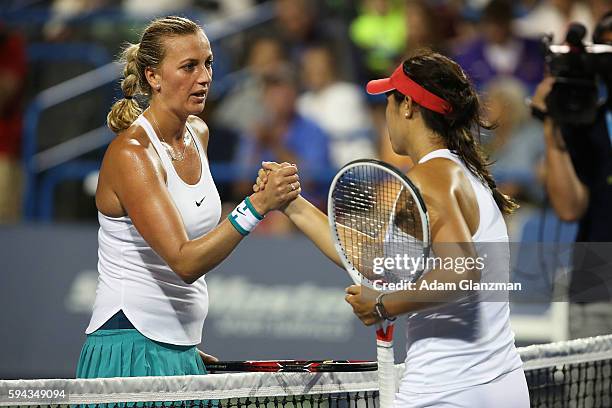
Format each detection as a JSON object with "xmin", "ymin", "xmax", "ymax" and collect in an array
[{"xmin": 76, "ymin": 329, "xmax": 207, "ymax": 378}]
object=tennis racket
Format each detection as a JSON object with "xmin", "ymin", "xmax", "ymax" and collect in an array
[
  {"xmin": 328, "ymin": 159, "xmax": 431, "ymax": 408},
  {"xmin": 206, "ymin": 359, "xmax": 377, "ymax": 373}
]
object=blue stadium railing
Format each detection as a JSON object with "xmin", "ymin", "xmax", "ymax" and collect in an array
[
  {"xmin": 22, "ymin": 48, "xmax": 117, "ymax": 219},
  {"xmin": 27, "ymin": 43, "xmax": 111, "ymax": 67}
]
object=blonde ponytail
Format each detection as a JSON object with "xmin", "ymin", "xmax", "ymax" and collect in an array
[{"xmin": 107, "ymin": 43, "xmax": 143, "ymax": 133}]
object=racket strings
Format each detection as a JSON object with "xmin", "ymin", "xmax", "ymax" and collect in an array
[{"xmin": 331, "ymin": 165, "xmax": 426, "ymax": 285}]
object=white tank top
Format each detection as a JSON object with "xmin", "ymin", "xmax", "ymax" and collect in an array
[
  {"xmin": 86, "ymin": 115, "xmax": 222, "ymax": 345},
  {"xmin": 398, "ymin": 149, "xmax": 522, "ymax": 394}
]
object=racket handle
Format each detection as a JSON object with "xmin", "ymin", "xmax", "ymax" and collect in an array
[{"xmin": 376, "ymin": 324, "xmax": 396, "ymax": 408}]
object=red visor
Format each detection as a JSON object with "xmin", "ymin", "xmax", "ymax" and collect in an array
[{"xmin": 366, "ymin": 65, "xmax": 452, "ymax": 115}]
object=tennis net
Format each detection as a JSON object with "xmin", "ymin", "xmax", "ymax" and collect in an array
[{"xmin": 1, "ymin": 335, "xmax": 611, "ymax": 407}]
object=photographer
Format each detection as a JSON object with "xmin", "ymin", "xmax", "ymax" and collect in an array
[{"xmin": 531, "ymin": 12, "xmax": 612, "ymax": 339}]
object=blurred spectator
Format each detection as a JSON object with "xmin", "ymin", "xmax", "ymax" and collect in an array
[
  {"xmin": 297, "ymin": 45, "xmax": 376, "ymax": 168},
  {"xmin": 233, "ymin": 65, "xmax": 331, "ymax": 209},
  {"xmin": 403, "ymin": 0, "xmax": 446, "ymax": 53},
  {"xmin": 213, "ymin": 36, "xmax": 286, "ymax": 135},
  {"xmin": 274, "ymin": 0, "xmax": 318, "ymax": 54},
  {"xmin": 452, "ymin": 0, "xmax": 544, "ymax": 92},
  {"xmin": 122, "ymin": 0, "xmax": 193, "ymax": 16},
  {"xmin": 216, "ymin": 0, "xmax": 257, "ymax": 17},
  {"xmin": 349, "ymin": 0, "xmax": 406, "ymax": 78},
  {"xmin": 0, "ymin": 24, "xmax": 26, "ymax": 223},
  {"xmin": 514, "ymin": 0, "xmax": 595, "ymax": 44},
  {"xmin": 482, "ymin": 77, "xmax": 544, "ymax": 203},
  {"xmin": 44, "ymin": 0, "xmax": 114, "ymax": 41},
  {"xmin": 272, "ymin": 0, "xmax": 353, "ymax": 78}
]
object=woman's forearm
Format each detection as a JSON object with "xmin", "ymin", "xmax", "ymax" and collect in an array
[
  {"xmin": 174, "ymin": 219, "xmax": 245, "ymax": 284},
  {"xmin": 171, "ymin": 192, "xmax": 274, "ymax": 283},
  {"xmin": 284, "ymin": 196, "xmax": 343, "ymax": 267}
]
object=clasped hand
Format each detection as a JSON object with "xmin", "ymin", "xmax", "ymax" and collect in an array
[
  {"xmin": 253, "ymin": 161, "xmax": 300, "ymax": 195},
  {"xmin": 252, "ymin": 161, "xmax": 301, "ymax": 212}
]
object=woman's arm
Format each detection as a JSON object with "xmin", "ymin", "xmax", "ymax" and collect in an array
[
  {"xmin": 283, "ymin": 195, "xmax": 342, "ymax": 267},
  {"xmin": 101, "ymin": 129, "xmax": 300, "ymax": 284},
  {"xmin": 542, "ymin": 120, "xmax": 589, "ymax": 221},
  {"xmin": 531, "ymin": 78, "xmax": 589, "ymax": 222},
  {"xmin": 259, "ymin": 162, "xmax": 342, "ymax": 267}
]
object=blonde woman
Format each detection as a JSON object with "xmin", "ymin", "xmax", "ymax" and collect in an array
[{"xmin": 76, "ymin": 16, "xmax": 300, "ymax": 378}]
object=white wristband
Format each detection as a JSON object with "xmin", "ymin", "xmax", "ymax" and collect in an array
[{"xmin": 227, "ymin": 196, "xmax": 264, "ymax": 236}]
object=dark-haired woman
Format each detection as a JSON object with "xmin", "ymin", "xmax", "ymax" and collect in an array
[
  {"xmin": 76, "ymin": 16, "xmax": 300, "ymax": 379},
  {"xmin": 256, "ymin": 50, "xmax": 529, "ymax": 407}
]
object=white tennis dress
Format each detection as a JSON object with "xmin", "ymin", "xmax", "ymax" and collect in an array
[
  {"xmin": 86, "ymin": 115, "xmax": 222, "ymax": 346},
  {"xmin": 394, "ymin": 149, "xmax": 529, "ymax": 407}
]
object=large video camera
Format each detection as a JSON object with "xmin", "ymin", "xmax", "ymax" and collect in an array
[{"xmin": 543, "ymin": 23, "xmax": 612, "ymax": 124}]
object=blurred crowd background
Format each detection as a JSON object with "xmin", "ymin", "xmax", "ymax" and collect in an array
[{"xmin": 1, "ymin": 0, "xmax": 610, "ymax": 237}]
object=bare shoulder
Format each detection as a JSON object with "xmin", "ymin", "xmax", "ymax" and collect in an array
[
  {"xmin": 187, "ymin": 115, "xmax": 210, "ymax": 151},
  {"xmin": 407, "ymin": 158, "xmax": 462, "ymax": 199},
  {"xmin": 407, "ymin": 157, "xmax": 479, "ymax": 239},
  {"xmin": 96, "ymin": 123, "xmax": 167, "ymax": 216},
  {"xmin": 100, "ymin": 123, "xmax": 165, "ymax": 186}
]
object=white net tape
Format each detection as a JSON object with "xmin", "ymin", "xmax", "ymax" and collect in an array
[{"xmin": 1, "ymin": 335, "xmax": 612, "ymax": 406}]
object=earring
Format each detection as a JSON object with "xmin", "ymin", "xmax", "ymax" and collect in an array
[
  {"xmin": 156, "ymin": 85, "xmax": 161, "ymax": 91},
  {"xmin": 405, "ymin": 113, "xmax": 409, "ymax": 119}
]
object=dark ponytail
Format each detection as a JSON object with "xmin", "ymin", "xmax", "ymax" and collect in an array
[{"xmin": 391, "ymin": 50, "xmax": 518, "ymax": 215}]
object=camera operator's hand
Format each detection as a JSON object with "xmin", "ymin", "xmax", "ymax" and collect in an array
[
  {"xmin": 531, "ymin": 77, "xmax": 555, "ymax": 112},
  {"xmin": 533, "ymin": 76, "xmax": 566, "ymax": 149},
  {"xmin": 534, "ymin": 75, "xmax": 589, "ymax": 223}
]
